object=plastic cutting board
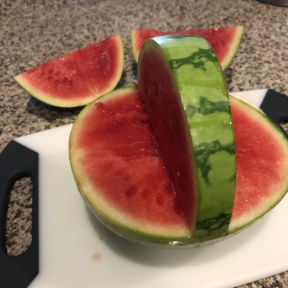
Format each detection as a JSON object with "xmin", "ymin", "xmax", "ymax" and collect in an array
[{"xmin": 1, "ymin": 89, "xmax": 288, "ymax": 288}]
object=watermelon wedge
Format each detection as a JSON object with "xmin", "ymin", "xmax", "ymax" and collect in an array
[
  {"xmin": 14, "ymin": 35, "xmax": 124, "ymax": 108},
  {"xmin": 131, "ymin": 26, "xmax": 244, "ymax": 69},
  {"xmin": 69, "ymin": 86, "xmax": 288, "ymax": 247}
]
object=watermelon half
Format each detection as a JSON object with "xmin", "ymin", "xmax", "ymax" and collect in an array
[
  {"xmin": 131, "ymin": 26, "xmax": 244, "ymax": 69},
  {"xmin": 69, "ymin": 86, "xmax": 288, "ymax": 247},
  {"xmin": 14, "ymin": 35, "xmax": 124, "ymax": 108}
]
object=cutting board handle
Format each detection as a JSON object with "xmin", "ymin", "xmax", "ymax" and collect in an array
[
  {"xmin": 0, "ymin": 140, "xmax": 39, "ymax": 288},
  {"xmin": 261, "ymin": 90, "xmax": 288, "ymax": 139}
]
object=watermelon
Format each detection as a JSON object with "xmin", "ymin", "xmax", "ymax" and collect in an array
[
  {"xmin": 69, "ymin": 35, "xmax": 287, "ymax": 247},
  {"xmin": 70, "ymin": 87, "xmax": 192, "ymax": 244},
  {"xmin": 138, "ymin": 35, "xmax": 236, "ymax": 241},
  {"xmin": 69, "ymin": 86, "xmax": 288, "ymax": 247},
  {"xmin": 131, "ymin": 26, "xmax": 244, "ymax": 69},
  {"xmin": 14, "ymin": 35, "xmax": 124, "ymax": 108}
]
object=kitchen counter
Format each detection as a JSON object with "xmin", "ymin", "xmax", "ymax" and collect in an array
[{"xmin": 1, "ymin": 0, "xmax": 288, "ymax": 287}]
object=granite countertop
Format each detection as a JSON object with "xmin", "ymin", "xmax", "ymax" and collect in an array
[{"xmin": 1, "ymin": 0, "xmax": 288, "ymax": 287}]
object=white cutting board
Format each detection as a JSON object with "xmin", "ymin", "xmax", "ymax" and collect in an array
[{"xmin": 14, "ymin": 89, "xmax": 288, "ymax": 288}]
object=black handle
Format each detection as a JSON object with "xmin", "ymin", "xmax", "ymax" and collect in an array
[
  {"xmin": 261, "ymin": 89, "xmax": 288, "ymax": 139},
  {"xmin": 0, "ymin": 140, "xmax": 39, "ymax": 288}
]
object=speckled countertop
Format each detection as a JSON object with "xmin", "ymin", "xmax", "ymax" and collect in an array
[{"xmin": 1, "ymin": 0, "xmax": 288, "ymax": 287}]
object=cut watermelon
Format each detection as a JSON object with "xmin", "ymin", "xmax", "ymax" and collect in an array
[
  {"xmin": 229, "ymin": 96, "xmax": 288, "ymax": 233},
  {"xmin": 131, "ymin": 26, "xmax": 244, "ymax": 69},
  {"xmin": 14, "ymin": 35, "xmax": 124, "ymax": 108},
  {"xmin": 69, "ymin": 86, "xmax": 288, "ymax": 247},
  {"xmin": 69, "ymin": 87, "xmax": 191, "ymax": 243},
  {"xmin": 138, "ymin": 35, "xmax": 236, "ymax": 241}
]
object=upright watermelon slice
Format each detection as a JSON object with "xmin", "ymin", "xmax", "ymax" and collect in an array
[
  {"xmin": 131, "ymin": 26, "xmax": 244, "ymax": 69},
  {"xmin": 69, "ymin": 86, "xmax": 288, "ymax": 247},
  {"xmin": 137, "ymin": 35, "xmax": 236, "ymax": 241},
  {"xmin": 14, "ymin": 35, "xmax": 124, "ymax": 108}
]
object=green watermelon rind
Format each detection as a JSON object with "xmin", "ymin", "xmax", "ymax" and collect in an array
[
  {"xmin": 131, "ymin": 26, "xmax": 244, "ymax": 70},
  {"xmin": 82, "ymin": 183, "xmax": 238, "ymax": 248},
  {"xmin": 228, "ymin": 96, "xmax": 288, "ymax": 234},
  {"xmin": 14, "ymin": 35, "xmax": 124, "ymax": 108}
]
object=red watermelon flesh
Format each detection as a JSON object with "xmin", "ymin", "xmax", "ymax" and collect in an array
[
  {"xmin": 69, "ymin": 87, "xmax": 288, "ymax": 244},
  {"xmin": 70, "ymin": 87, "xmax": 191, "ymax": 239},
  {"xmin": 131, "ymin": 26, "xmax": 244, "ymax": 69},
  {"xmin": 229, "ymin": 96, "xmax": 288, "ymax": 232},
  {"xmin": 137, "ymin": 46, "xmax": 196, "ymax": 229},
  {"xmin": 14, "ymin": 35, "xmax": 124, "ymax": 108}
]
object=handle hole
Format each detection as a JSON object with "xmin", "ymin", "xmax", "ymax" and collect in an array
[
  {"xmin": 5, "ymin": 176, "xmax": 33, "ymax": 256},
  {"xmin": 279, "ymin": 115, "xmax": 288, "ymax": 124},
  {"xmin": 279, "ymin": 115, "xmax": 288, "ymax": 132}
]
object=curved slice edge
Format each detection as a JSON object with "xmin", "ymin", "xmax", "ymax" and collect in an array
[
  {"xmin": 228, "ymin": 96, "xmax": 288, "ymax": 233},
  {"xmin": 14, "ymin": 35, "xmax": 124, "ymax": 108},
  {"xmin": 220, "ymin": 26, "xmax": 244, "ymax": 69}
]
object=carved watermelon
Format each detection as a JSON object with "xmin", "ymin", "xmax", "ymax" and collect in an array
[
  {"xmin": 14, "ymin": 35, "xmax": 124, "ymax": 108},
  {"xmin": 131, "ymin": 26, "xmax": 244, "ymax": 69},
  {"xmin": 69, "ymin": 86, "xmax": 288, "ymax": 247},
  {"xmin": 69, "ymin": 35, "xmax": 288, "ymax": 247}
]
